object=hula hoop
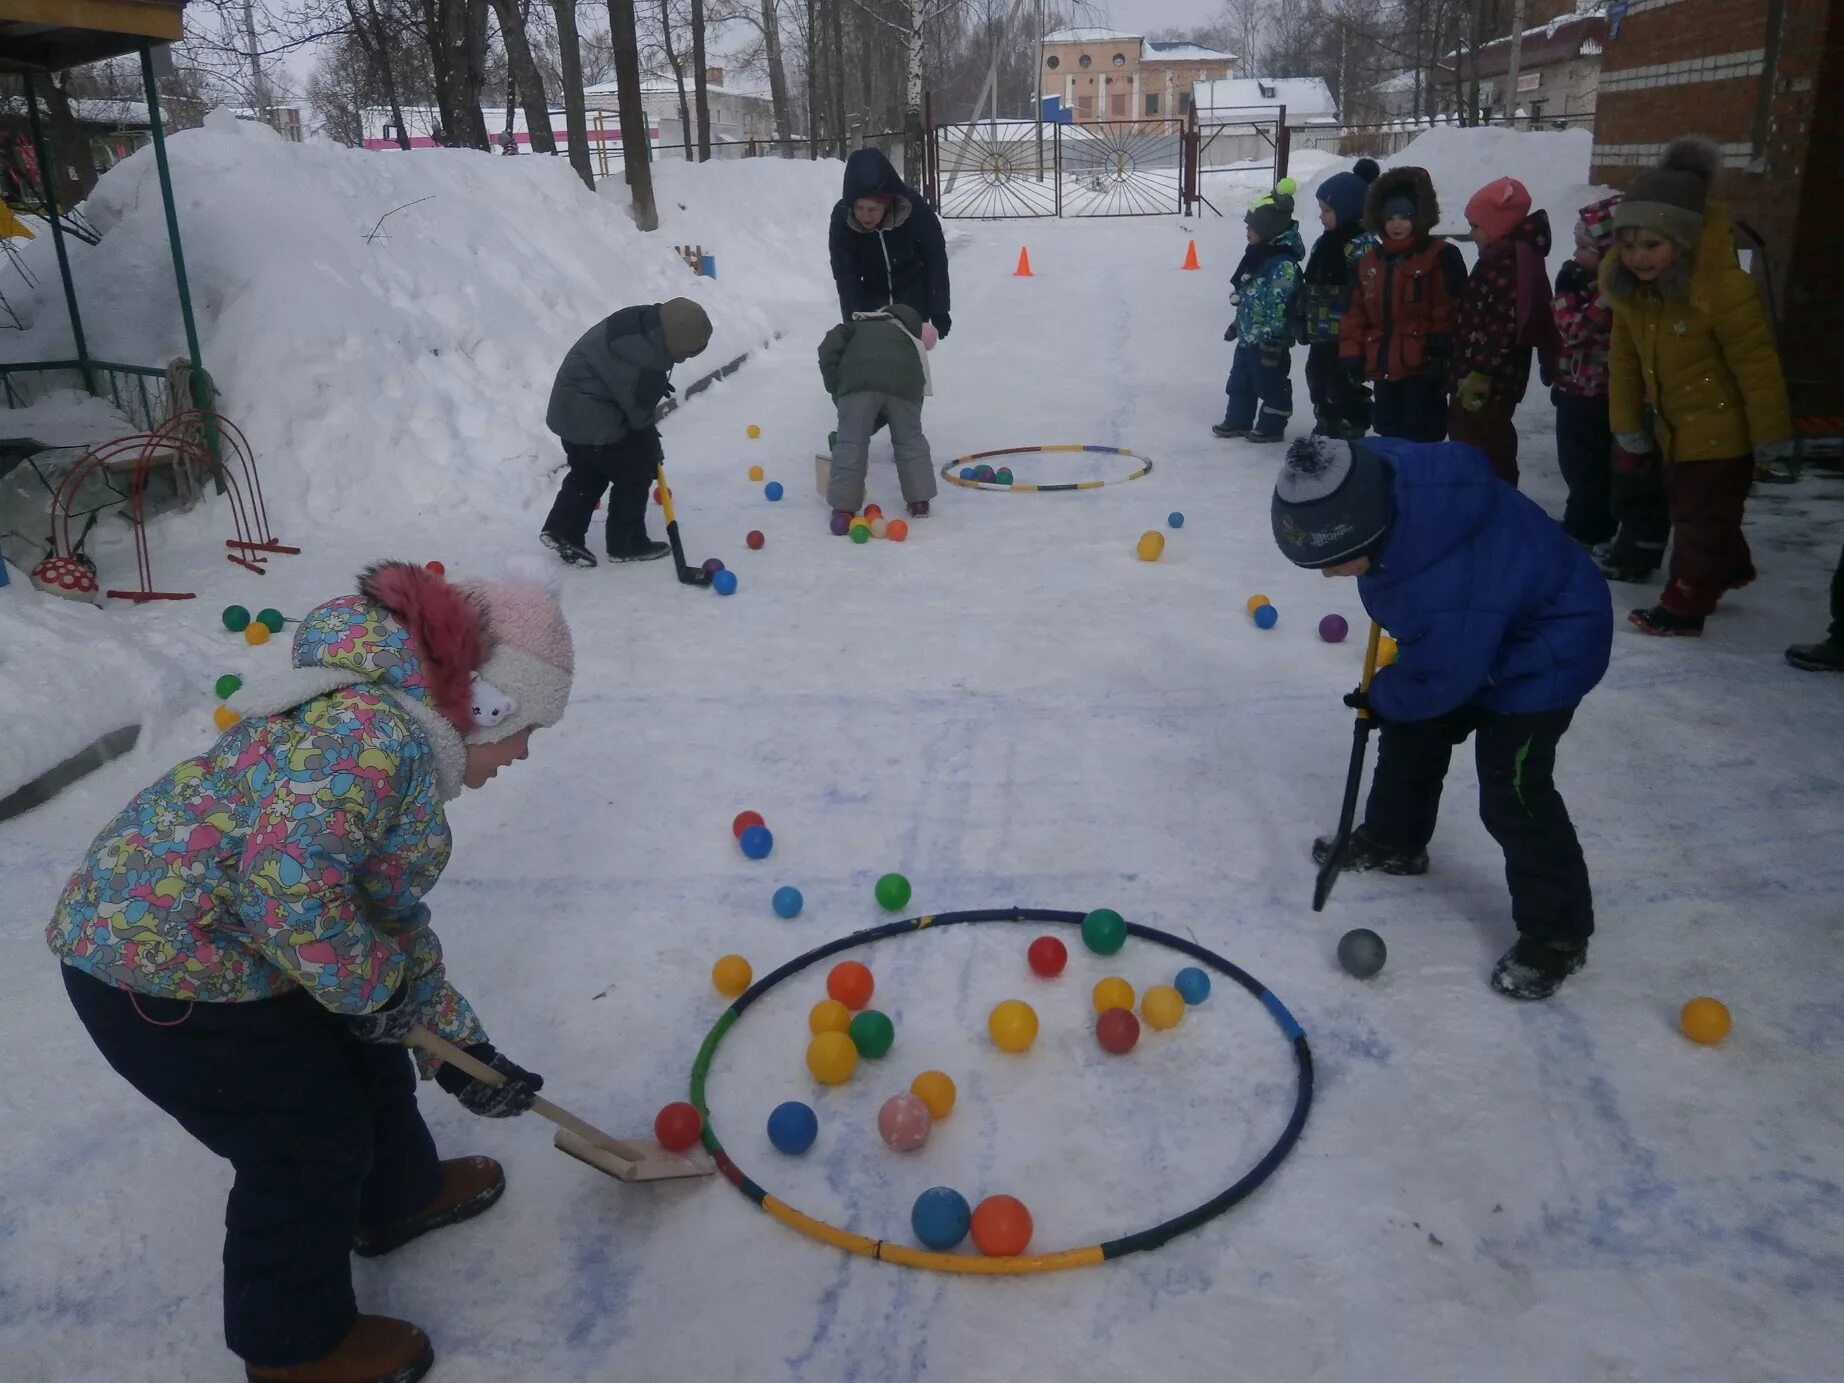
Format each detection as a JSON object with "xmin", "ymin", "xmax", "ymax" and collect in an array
[
  {"xmin": 688, "ymin": 906, "xmax": 1313, "ymax": 1276},
  {"xmin": 941, "ymin": 445, "xmax": 1154, "ymax": 492}
]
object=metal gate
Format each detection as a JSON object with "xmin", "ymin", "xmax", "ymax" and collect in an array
[{"xmin": 932, "ymin": 119, "xmax": 1187, "ymax": 219}]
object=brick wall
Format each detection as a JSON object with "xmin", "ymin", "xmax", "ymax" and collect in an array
[{"xmin": 1591, "ymin": 0, "xmax": 1842, "ymax": 419}]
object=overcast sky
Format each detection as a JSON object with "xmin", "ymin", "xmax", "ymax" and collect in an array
[{"xmin": 1081, "ymin": 0, "xmax": 1226, "ymax": 37}]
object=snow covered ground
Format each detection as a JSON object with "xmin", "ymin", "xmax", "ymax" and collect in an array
[{"xmin": 3, "ymin": 129, "xmax": 1844, "ymax": 1383}]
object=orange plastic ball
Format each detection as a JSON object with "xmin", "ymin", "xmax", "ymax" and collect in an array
[
  {"xmin": 243, "ymin": 621, "xmax": 271, "ymax": 646},
  {"xmin": 910, "ymin": 1069, "xmax": 956, "ymax": 1120},
  {"xmin": 886, "ymin": 519, "xmax": 909, "ymax": 542},
  {"xmin": 970, "ymin": 1195, "xmax": 1033, "ymax": 1256},
  {"xmin": 212, "ymin": 705, "xmax": 240, "ymax": 732},
  {"xmin": 808, "ymin": 998, "xmax": 851, "ymax": 1035},
  {"xmin": 711, "ymin": 954, "xmax": 753, "ymax": 997},
  {"xmin": 748, "ymin": 464, "xmax": 765, "ymax": 482},
  {"xmin": 1246, "ymin": 594, "xmax": 1272, "ymax": 615},
  {"xmin": 827, "ymin": 960, "xmax": 874, "ymax": 1011},
  {"xmin": 1680, "ymin": 996, "xmax": 1732, "ymax": 1045}
]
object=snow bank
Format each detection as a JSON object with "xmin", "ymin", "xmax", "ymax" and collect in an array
[
  {"xmin": 1, "ymin": 114, "xmax": 844, "ymax": 525},
  {"xmin": 0, "ymin": 389, "xmax": 140, "ymax": 449},
  {"xmin": 1390, "ymin": 124, "xmax": 1604, "ymax": 237}
]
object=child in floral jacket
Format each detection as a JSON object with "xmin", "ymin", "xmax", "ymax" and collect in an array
[
  {"xmin": 1550, "ymin": 195, "xmax": 1623, "ymax": 546},
  {"xmin": 49, "ymin": 558, "xmax": 574, "ymax": 1383},
  {"xmin": 1215, "ymin": 178, "xmax": 1304, "ymax": 443}
]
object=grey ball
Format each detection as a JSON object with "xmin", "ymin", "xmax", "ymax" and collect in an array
[{"xmin": 1337, "ymin": 928, "xmax": 1387, "ymax": 979}]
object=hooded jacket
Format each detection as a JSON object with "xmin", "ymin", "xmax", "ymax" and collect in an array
[
  {"xmin": 828, "ymin": 149, "xmax": 951, "ymax": 328},
  {"xmin": 47, "ymin": 569, "xmax": 490, "ymax": 1063},
  {"xmin": 1551, "ymin": 258, "xmax": 1613, "ymax": 398},
  {"xmin": 1229, "ymin": 226, "xmax": 1305, "ymax": 346},
  {"xmin": 1603, "ymin": 203, "xmax": 1791, "ymax": 461},
  {"xmin": 1341, "ymin": 167, "xmax": 1468, "ymax": 381},
  {"xmin": 1355, "ymin": 437, "xmax": 1612, "ymax": 722},
  {"xmin": 1451, "ymin": 209, "xmax": 1558, "ymax": 401},
  {"xmin": 818, "ymin": 303, "xmax": 930, "ymax": 403},
  {"xmin": 1298, "ymin": 220, "xmax": 1378, "ymax": 344},
  {"xmin": 546, "ymin": 304, "xmax": 675, "ymax": 448}
]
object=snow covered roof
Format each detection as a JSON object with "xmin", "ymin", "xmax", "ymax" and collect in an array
[
  {"xmin": 0, "ymin": 95, "xmax": 151, "ymax": 127},
  {"xmin": 1192, "ymin": 77, "xmax": 1337, "ymax": 120},
  {"xmin": 1445, "ymin": 9, "xmax": 1609, "ymax": 78},
  {"xmin": 582, "ymin": 76, "xmax": 756, "ymax": 98},
  {"xmin": 1143, "ymin": 40, "xmax": 1235, "ymax": 63},
  {"xmin": 1042, "ymin": 27, "xmax": 1142, "ymax": 44}
]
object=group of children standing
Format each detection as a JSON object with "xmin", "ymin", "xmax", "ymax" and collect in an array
[{"xmin": 1223, "ymin": 135, "xmax": 1793, "ymax": 639}]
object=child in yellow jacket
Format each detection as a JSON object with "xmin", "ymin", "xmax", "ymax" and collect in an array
[{"xmin": 1603, "ymin": 137, "xmax": 1792, "ymax": 637}]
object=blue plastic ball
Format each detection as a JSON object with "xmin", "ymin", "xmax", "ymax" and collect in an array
[
  {"xmin": 767, "ymin": 1101, "xmax": 818, "ymax": 1155},
  {"xmin": 1253, "ymin": 602, "xmax": 1279, "ymax": 629},
  {"xmin": 959, "ymin": 466, "xmax": 977, "ymax": 480},
  {"xmin": 1174, "ymin": 966, "xmax": 1212, "ymax": 1004},
  {"xmin": 772, "ymin": 885, "xmax": 804, "ymax": 918},
  {"xmin": 712, "ymin": 569, "xmax": 738, "ymax": 596},
  {"xmin": 739, "ymin": 824, "xmax": 773, "ymax": 859},
  {"xmin": 1168, "ymin": 512, "xmax": 1185, "ymax": 529},
  {"xmin": 764, "ymin": 481, "xmax": 784, "ymax": 501},
  {"xmin": 910, "ymin": 1186, "xmax": 972, "ymax": 1250}
]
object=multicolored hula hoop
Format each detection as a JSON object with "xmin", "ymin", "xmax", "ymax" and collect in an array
[
  {"xmin": 687, "ymin": 906, "xmax": 1313, "ymax": 1276},
  {"xmin": 941, "ymin": 445, "xmax": 1154, "ymax": 492}
]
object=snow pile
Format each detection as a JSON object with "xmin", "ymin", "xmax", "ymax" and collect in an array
[
  {"xmin": 1390, "ymin": 124, "xmax": 1602, "ymax": 236},
  {"xmin": 1, "ymin": 113, "xmax": 844, "ymax": 525},
  {"xmin": 0, "ymin": 388, "xmax": 140, "ymax": 448}
]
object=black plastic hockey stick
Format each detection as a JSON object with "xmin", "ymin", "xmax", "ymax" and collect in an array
[
  {"xmin": 654, "ymin": 460, "xmax": 711, "ymax": 587},
  {"xmin": 1313, "ymin": 620, "xmax": 1383, "ymax": 912}
]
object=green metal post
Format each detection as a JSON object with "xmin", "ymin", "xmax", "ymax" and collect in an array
[
  {"xmin": 21, "ymin": 72, "xmax": 94, "ymax": 393},
  {"xmin": 139, "ymin": 44, "xmax": 207, "ymax": 408}
]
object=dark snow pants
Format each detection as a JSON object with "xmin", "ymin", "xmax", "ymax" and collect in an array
[
  {"xmin": 1447, "ymin": 393, "xmax": 1521, "ymax": 487},
  {"xmin": 1660, "ymin": 456, "xmax": 1756, "ymax": 617},
  {"xmin": 1553, "ymin": 390, "xmax": 1617, "ymax": 545},
  {"xmin": 1360, "ymin": 705, "xmax": 1594, "ymax": 947},
  {"xmin": 543, "ymin": 431, "xmax": 662, "ymax": 556},
  {"xmin": 61, "ymin": 966, "xmax": 442, "ymax": 1367},
  {"xmin": 1370, "ymin": 376, "xmax": 1447, "ymax": 443},
  {"xmin": 1223, "ymin": 343, "xmax": 1293, "ymax": 440},
  {"xmin": 1305, "ymin": 342, "xmax": 1371, "ymax": 438}
]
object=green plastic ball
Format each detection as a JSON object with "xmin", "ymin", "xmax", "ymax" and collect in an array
[
  {"xmin": 875, "ymin": 872, "xmax": 912, "ymax": 911},
  {"xmin": 994, "ymin": 467, "xmax": 1014, "ymax": 485},
  {"xmin": 1081, "ymin": 907, "xmax": 1127, "ymax": 955},
  {"xmin": 257, "ymin": 608, "xmax": 285, "ymax": 633},
  {"xmin": 850, "ymin": 524, "xmax": 871, "ymax": 544},
  {"xmin": 221, "ymin": 604, "xmax": 250, "ymax": 632},
  {"xmin": 214, "ymin": 673, "xmax": 243, "ymax": 700},
  {"xmin": 848, "ymin": 1009, "xmax": 895, "ymax": 1058}
]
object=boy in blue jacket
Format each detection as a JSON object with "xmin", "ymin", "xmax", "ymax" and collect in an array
[
  {"xmin": 1215, "ymin": 179, "xmax": 1303, "ymax": 443},
  {"xmin": 1271, "ymin": 435, "xmax": 1613, "ymax": 998}
]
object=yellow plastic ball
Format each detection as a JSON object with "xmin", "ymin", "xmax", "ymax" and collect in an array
[
  {"xmin": 747, "ymin": 464, "xmax": 765, "ymax": 482},
  {"xmin": 212, "ymin": 705, "xmax": 240, "ymax": 732},
  {"xmin": 1377, "ymin": 634, "xmax": 1399, "ymax": 667},
  {"xmin": 711, "ymin": 954, "xmax": 753, "ymax": 998},
  {"xmin": 243, "ymin": 621, "xmax": 271, "ymax": 646},
  {"xmin": 747, "ymin": 424, "xmax": 762, "ymax": 439},
  {"xmin": 1092, "ymin": 976, "xmax": 1135, "ymax": 1014},
  {"xmin": 1142, "ymin": 984, "xmax": 1186, "ymax": 1031},
  {"xmin": 1246, "ymin": 594, "xmax": 1272, "ymax": 615},
  {"xmin": 910, "ymin": 1070, "xmax": 957, "ymax": 1120},
  {"xmin": 1680, "ymin": 996, "xmax": 1732, "ymax": 1045},
  {"xmin": 987, "ymin": 999, "xmax": 1039, "ymax": 1053},
  {"xmin": 808, "ymin": 998, "xmax": 851, "ymax": 1036},
  {"xmin": 806, "ymin": 1030, "xmax": 859, "ymax": 1084},
  {"xmin": 1136, "ymin": 530, "xmax": 1165, "ymax": 562}
]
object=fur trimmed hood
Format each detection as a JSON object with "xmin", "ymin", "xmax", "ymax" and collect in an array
[{"xmin": 1364, "ymin": 165, "xmax": 1440, "ymax": 238}]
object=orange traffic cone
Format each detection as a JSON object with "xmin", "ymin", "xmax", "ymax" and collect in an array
[
  {"xmin": 1013, "ymin": 246, "xmax": 1033, "ymax": 277},
  {"xmin": 1181, "ymin": 239, "xmax": 1201, "ymax": 271}
]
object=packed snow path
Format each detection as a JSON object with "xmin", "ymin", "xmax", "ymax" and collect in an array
[{"xmin": 4, "ymin": 205, "xmax": 1844, "ymax": 1383}]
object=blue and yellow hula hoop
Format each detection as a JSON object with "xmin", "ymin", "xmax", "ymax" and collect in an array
[
  {"xmin": 687, "ymin": 906, "xmax": 1313, "ymax": 1276},
  {"xmin": 941, "ymin": 445, "xmax": 1154, "ymax": 492}
]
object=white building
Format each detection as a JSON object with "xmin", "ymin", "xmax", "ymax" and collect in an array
[
  {"xmin": 1191, "ymin": 77, "xmax": 1338, "ymax": 125},
  {"xmin": 583, "ymin": 68, "xmax": 778, "ymax": 153}
]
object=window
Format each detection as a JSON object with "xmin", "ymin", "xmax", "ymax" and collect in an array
[
  {"xmin": 1112, "ymin": 52, "xmax": 1126, "ymax": 67},
  {"xmin": 1047, "ymin": 55, "xmax": 1059, "ymax": 70},
  {"xmin": 1145, "ymin": 93, "xmax": 1160, "ymax": 115},
  {"xmin": 1079, "ymin": 53, "xmax": 1092, "ymax": 69},
  {"xmin": 1110, "ymin": 93, "xmax": 1127, "ymax": 116},
  {"xmin": 1178, "ymin": 92, "xmax": 1191, "ymax": 114}
]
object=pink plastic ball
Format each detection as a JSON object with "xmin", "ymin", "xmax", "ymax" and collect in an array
[{"xmin": 877, "ymin": 1092, "xmax": 933, "ymax": 1151}]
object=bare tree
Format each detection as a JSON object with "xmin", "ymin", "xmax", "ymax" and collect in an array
[
  {"xmin": 551, "ymin": 0, "xmax": 596, "ymax": 183},
  {"xmin": 690, "ymin": 0, "xmax": 712, "ymax": 158},
  {"xmin": 418, "ymin": 0, "xmax": 493, "ymax": 148},
  {"xmin": 758, "ymin": 0, "xmax": 795, "ymax": 153},
  {"xmin": 658, "ymin": 0, "xmax": 695, "ymax": 156},
  {"xmin": 490, "ymin": 0, "xmax": 559, "ymax": 150},
  {"xmin": 606, "ymin": 0, "xmax": 659, "ymax": 227}
]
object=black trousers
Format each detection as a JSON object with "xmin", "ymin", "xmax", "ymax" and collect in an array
[
  {"xmin": 1830, "ymin": 541, "xmax": 1844, "ymax": 643},
  {"xmin": 1361, "ymin": 706, "xmax": 1594, "ymax": 946},
  {"xmin": 62, "ymin": 967, "xmax": 442, "ymax": 1366},
  {"xmin": 542, "ymin": 433, "xmax": 660, "ymax": 555},
  {"xmin": 1553, "ymin": 391, "xmax": 1616, "ymax": 545},
  {"xmin": 1370, "ymin": 376, "xmax": 1448, "ymax": 443},
  {"xmin": 1304, "ymin": 342, "xmax": 1371, "ymax": 437}
]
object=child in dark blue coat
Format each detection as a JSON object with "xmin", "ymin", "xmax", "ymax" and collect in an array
[{"xmin": 1271, "ymin": 435, "xmax": 1613, "ymax": 998}]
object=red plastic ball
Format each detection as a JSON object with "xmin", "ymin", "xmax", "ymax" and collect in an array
[
  {"xmin": 1027, "ymin": 935, "xmax": 1067, "ymax": 978},
  {"xmin": 653, "ymin": 1101, "xmax": 703, "ymax": 1153},
  {"xmin": 732, "ymin": 810, "xmax": 765, "ymax": 839},
  {"xmin": 1096, "ymin": 1007, "xmax": 1140, "ymax": 1054},
  {"xmin": 827, "ymin": 960, "xmax": 875, "ymax": 1011},
  {"xmin": 424, "ymin": 560, "xmax": 445, "ymax": 575},
  {"xmin": 746, "ymin": 530, "xmax": 765, "ymax": 550},
  {"xmin": 970, "ymin": 1194, "xmax": 1033, "ymax": 1256}
]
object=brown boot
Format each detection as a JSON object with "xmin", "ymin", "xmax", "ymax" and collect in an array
[
  {"xmin": 245, "ymin": 1315, "xmax": 433, "ymax": 1383},
  {"xmin": 353, "ymin": 1155, "xmax": 505, "ymax": 1258}
]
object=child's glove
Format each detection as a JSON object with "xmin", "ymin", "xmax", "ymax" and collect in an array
[
  {"xmin": 1224, "ymin": 321, "xmax": 1238, "ymax": 343},
  {"xmin": 931, "ymin": 312, "xmax": 951, "ymax": 340},
  {"xmin": 1260, "ymin": 343, "xmax": 1289, "ymax": 371},
  {"xmin": 435, "ymin": 1043, "xmax": 546, "ymax": 1119},
  {"xmin": 1458, "ymin": 371, "xmax": 1492, "ymax": 412},
  {"xmin": 1342, "ymin": 688, "xmax": 1370, "ymax": 714},
  {"xmin": 1613, "ymin": 431, "xmax": 1653, "ymax": 458},
  {"xmin": 1421, "ymin": 335, "xmax": 1453, "ymax": 381},
  {"xmin": 346, "ymin": 985, "xmax": 419, "ymax": 1046}
]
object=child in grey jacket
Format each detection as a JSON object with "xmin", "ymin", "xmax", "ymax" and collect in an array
[{"xmin": 818, "ymin": 303, "xmax": 935, "ymax": 521}]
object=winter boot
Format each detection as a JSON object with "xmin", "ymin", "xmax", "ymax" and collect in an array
[
  {"xmin": 1245, "ymin": 430, "xmax": 1287, "ymax": 445},
  {"xmin": 1310, "ymin": 827, "xmax": 1429, "ymax": 876},
  {"xmin": 1489, "ymin": 937, "xmax": 1588, "ymax": 1000},
  {"xmin": 244, "ymin": 1316, "xmax": 433, "ymax": 1383},
  {"xmin": 1628, "ymin": 604, "xmax": 1704, "ymax": 637},
  {"xmin": 1595, "ymin": 529, "xmax": 1664, "ymax": 583},
  {"xmin": 1786, "ymin": 638, "xmax": 1844, "ymax": 672},
  {"xmin": 540, "ymin": 531, "xmax": 597, "ymax": 568},
  {"xmin": 907, "ymin": 500, "xmax": 930, "ymax": 518},
  {"xmin": 353, "ymin": 1156, "xmax": 505, "ymax": 1258},
  {"xmin": 1212, "ymin": 423, "xmax": 1248, "ymax": 439},
  {"xmin": 607, "ymin": 539, "xmax": 671, "ymax": 562}
]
